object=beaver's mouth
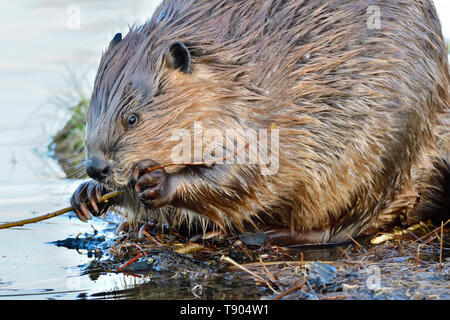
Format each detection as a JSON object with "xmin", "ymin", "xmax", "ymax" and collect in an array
[
  {"xmin": 99, "ymin": 179, "xmax": 121, "ymax": 191},
  {"xmin": 104, "ymin": 165, "xmax": 134, "ymax": 189}
]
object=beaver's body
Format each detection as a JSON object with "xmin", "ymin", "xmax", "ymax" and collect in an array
[{"xmin": 71, "ymin": 0, "xmax": 449, "ymax": 245}]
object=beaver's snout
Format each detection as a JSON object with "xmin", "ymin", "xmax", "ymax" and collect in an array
[{"xmin": 85, "ymin": 157, "xmax": 111, "ymax": 182}]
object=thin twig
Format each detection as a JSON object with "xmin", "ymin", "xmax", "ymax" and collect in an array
[
  {"xmin": 323, "ymin": 295, "xmax": 347, "ymax": 300},
  {"xmin": 142, "ymin": 230, "xmax": 163, "ymax": 246},
  {"xmin": 0, "ymin": 191, "xmax": 121, "ymax": 230},
  {"xmin": 299, "ymin": 252, "xmax": 304, "ymax": 269},
  {"xmin": 346, "ymin": 233, "xmax": 366, "ymax": 253},
  {"xmin": 144, "ymin": 124, "xmax": 277, "ymax": 173},
  {"xmin": 117, "ymin": 252, "xmax": 143, "ymax": 272},
  {"xmin": 0, "ymin": 164, "xmax": 196, "ymax": 231},
  {"xmin": 415, "ymin": 244, "xmax": 421, "ymax": 271},
  {"xmin": 221, "ymin": 255, "xmax": 267, "ymax": 283},
  {"xmin": 412, "ymin": 219, "xmax": 450, "ymax": 244},
  {"xmin": 228, "ymin": 260, "xmax": 331, "ymax": 269},
  {"xmin": 259, "ymin": 255, "xmax": 277, "ymax": 283},
  {"xmin": 273, "ymin": 280, "xmax": 306, "ymax": 300},
  {"xmin": 220, "ymin": 255, "xmax": 277, "ymax": 293},
  {"xmin": 1, "ymin": 140, "xmax": 283, "ymax": 231},
  {"xmin": 132, "ymin": 243, "xmax": 148, "ymax": 256}
]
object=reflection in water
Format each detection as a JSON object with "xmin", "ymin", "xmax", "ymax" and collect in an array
[{"xmin": 0, "ymin": 0, "xmax": 163, "ymax": 184}]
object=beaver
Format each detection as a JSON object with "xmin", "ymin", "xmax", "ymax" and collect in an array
[{"xmin": 70, "ymin": 0, "xmax": 449, "ymax": 246}]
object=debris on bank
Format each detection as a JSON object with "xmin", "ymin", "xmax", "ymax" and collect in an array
[{"xmin": 50, "ymin": 217, "xmax": 450, "ymax": 300}]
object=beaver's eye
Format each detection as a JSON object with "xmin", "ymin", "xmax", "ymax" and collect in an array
[{"xmin": 127, "ymin": 114, "xmax": 138, "ymax": 128}]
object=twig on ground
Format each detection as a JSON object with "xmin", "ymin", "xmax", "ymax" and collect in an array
[
  {"xmin": 415, "ymin": 244, "xmax": 421, "ymax": 271},
  {"xmin": 347, "ymin": 234, "xmax": 366, "ymax": 253},
  {"xmin": 299, "ymin": 252, "xmax": 304, "ymax": 269},
  {"xmin": 142, "ymin": 230, "xmax": 163, "ymax": 246},
  {"xmin": 323, "ymin": 295, "xmax": 347, "ymax": 300},
  {"xmin": 273, "ymin": 280, "xmax": 306, "ymax": 300},
  {"xmin": 259, "ymin": 255, "xmax": 277, "ymax": 283},
  {"xmin": 220, "ymin": 255, "xmax": 277, "ymax": 293},
  {"xmin": 412, "ymin": 219, "xmax": 449, "ymax": 244},
  {"xmin": 117, "ymin": 252, "xmax": 143, "ymax": 272}
]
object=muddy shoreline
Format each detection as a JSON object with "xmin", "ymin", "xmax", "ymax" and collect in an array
[{"xmin": 46, "ymin": 213, "xmax": 449, "ymax": 300}]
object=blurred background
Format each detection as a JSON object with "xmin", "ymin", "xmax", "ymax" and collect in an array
[
  {"xmin": 0, "ymin": 0, "xmax": 164, "ymax": 299},
  {"xmin": 0, "ymin": 0, "xmax": 162, "ymax": 186}
]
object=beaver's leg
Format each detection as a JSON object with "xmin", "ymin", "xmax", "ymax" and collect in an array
[
  {"xmin": 408, "ymin": 121, "xmax": 449, "ymax": 225},
  {"xmin": 138, "ymin": 223, "xmax": 153, "ymax": 238},
  {"xmin": 369, "ymin": 149, "xmax": 449, "ymax": 232},
  {"xmin": 408, "ymin": 157, "xmax": 450, "ymax": 225},
  {"xmin": 263, "ymin": 227, "xmax": 334, "ymax": 246},
  {"xmin": 262, "ymin": 225, "xmax": 366, "ymax": 247},
  {"xmin": 366, "ymin": 181, "xmax": 419, "ymax": 232},
  {"xmin": 115, "ymin": 220, "xmax": 129, "ymax": 235},
  {"xmin": 114, "ymin": 220, "xmax": 156, "ymax": 238},
  {"xmin": 132, "ymin": 160, "xmax": 262, "ymax": 225}
]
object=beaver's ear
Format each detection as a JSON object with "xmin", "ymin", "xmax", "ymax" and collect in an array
[
  {"xmin": 165, "ymin": 41, "xmax": 191, "ymax": 74},
  {"xmin": 108, "ymin": 33, "xmax": 122, "ymax": 50}
]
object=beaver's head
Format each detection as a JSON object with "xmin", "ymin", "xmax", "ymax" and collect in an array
[
  {"xmin": 84, "ymin": 29, "xmax": 202, "ymax": 188},
  {"xmin": 84, "ymin": 25, "xmax": 233, "ymax": 189}
]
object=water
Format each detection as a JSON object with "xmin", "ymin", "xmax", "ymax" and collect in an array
[
  {"xmin": 0, "ymin": 0, "xmax": 449, "ymax": 300},
  {"xmin": 0, "ymin": 0, "xmax": 165, "ymax": 300}
]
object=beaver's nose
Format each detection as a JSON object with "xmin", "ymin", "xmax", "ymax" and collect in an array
[{"xmin": 85, "ymin": 157, "xmax": 111, "ymax": 182}]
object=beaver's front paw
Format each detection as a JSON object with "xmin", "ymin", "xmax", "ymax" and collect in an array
[
  {"xmin": 70, "ymin": 180, "xmax": 112, "ymax": 222},
  {"xmin": 133, "ymin": 159, "xmax": 171, "ymax": 209}
]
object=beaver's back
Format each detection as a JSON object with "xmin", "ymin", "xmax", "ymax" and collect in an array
[{"xmin": 154, "ymin": 0, "xmax": 448, "ymax": 238}]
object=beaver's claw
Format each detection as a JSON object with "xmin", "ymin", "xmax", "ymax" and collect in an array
[
  {"xmin": 133, "ymin": 159, "xmax": 171, "ymax": 209},
  {"xmin": 70, "ymin": 180, "xmax": 111, "ymax": 222}
]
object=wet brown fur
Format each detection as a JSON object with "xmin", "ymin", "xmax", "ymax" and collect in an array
[{"xmin": 85, "ymin": 0, "xmax": 449, "ymax": 244}]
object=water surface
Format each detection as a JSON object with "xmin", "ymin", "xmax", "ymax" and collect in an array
[{"xmin": 0, "ymin": 0, "xmax": 164, "ymax": 299}]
